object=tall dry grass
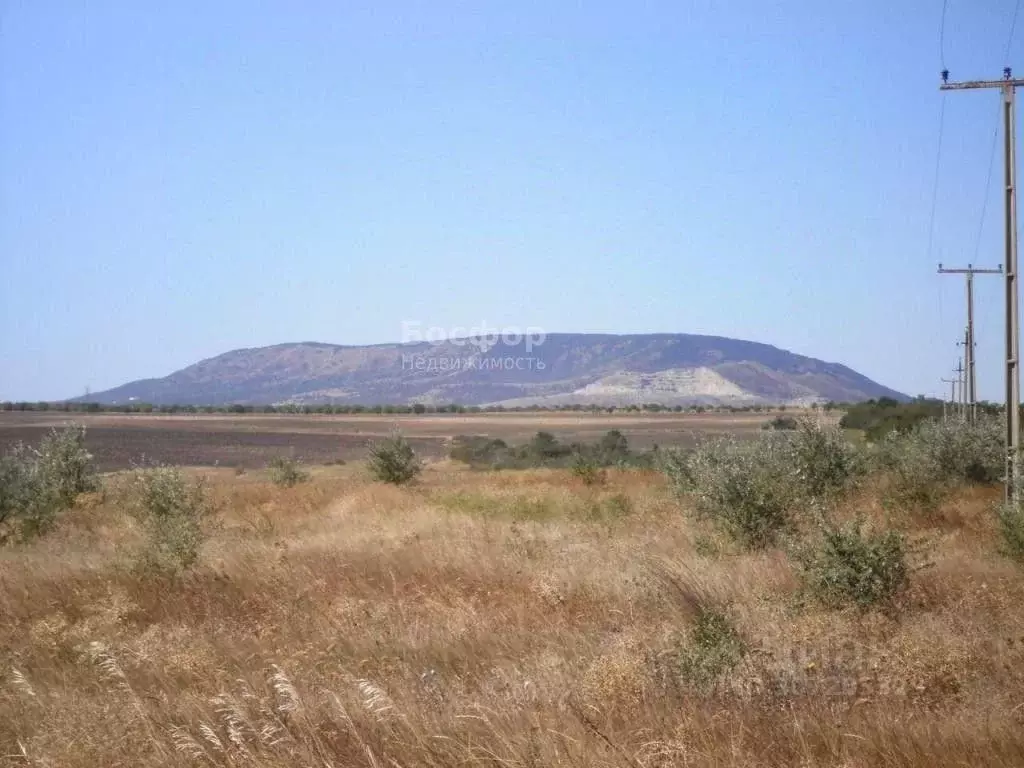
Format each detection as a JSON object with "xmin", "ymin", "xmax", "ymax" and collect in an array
[{"xmin": 2, "ymin": 462, "xmax": 1024, "ymax": 766}]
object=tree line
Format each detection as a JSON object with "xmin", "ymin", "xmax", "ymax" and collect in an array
[{"xmin": 1, "ymin": 400, "xmax": 845, "ymax": 415}]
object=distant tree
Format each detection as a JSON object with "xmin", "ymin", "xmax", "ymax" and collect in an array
[
  {"xmin": 598, "ymin": 430, "xmax": 630, "ymax": 462},
  {"xmin": 528, "ymin": 431, "xmax": 570, "ymax": 459},
  {"xmin": 367, "ymin": 432, "xmax": 422, "ymax": 485}
]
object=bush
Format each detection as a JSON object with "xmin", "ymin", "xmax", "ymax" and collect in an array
[
  {"xmin": 36, "ymin": 424, "xmax": 97, "ymax": 506},
  {"xmin": 126, "ymin": 466, "xmax": 213, "ymax": 573},
  {"xmin": 449, "ymin": 435, "xmax": 510, "ymax": 467},
  {"xmin": 662, "ymin": 435, "xmax": 797, "ymax": 549},
  {"xmin": 570, "ymin": 451, "xmax": 606, "ymax": 486},
  {"xmin": 763, "ymin": 415, "xmax": 798, "ymax": 431},
  {"xmin": 840, "ymin": 398, "xmax": 943, "ymax": 441},
  {"xmin": 596, "ymin": 429, "xmax": 630, "ymax": 463},
  {"xmin": 450, "ymin": 430, "xmax": 648, "ymax": 471},
  {"xmin": 0, "ymin": 452, "xmax": 31, "ymax": 528},
  {"xmin": 527, "ymin": 431, "xmax": 571, "ymax": 461},
  {"xmin": 798, "ymin": 519, "xmax": 909, "ymax": 609},
  {"xmin": 0, "ymin": 425, "xmax": 96, "ymax": 542},
  {"xmin": 268, "ymin": 456, "xmax": 309, "ymax": 487},
  {"xmin": 673, "ymin": 607, "xmax": 746, "ymax": 691},
  {"xmin": 663, "ymin": 422, "xmax": 861, "ymax": 548},
  {"xmin": 880, "ymin": 417, "xmax": 1003, "ymax": 511},
  {"xmin": 996, "ymin": 499, "xmax": 1024, "ymax": 564},
  {"xmin": 659, "ymin": 447, "xmax": 696, "ymax": 494},
  {"xmin": 789, "ymin": 418, "xmax": 864, "ymax": 500},
  {"xmin": 0, "ymin": 447, "xmax": 58, "ymax": 541},
  {"xmin": 368, "ymin": 431, "xmax": 422, "ymax": 484}
]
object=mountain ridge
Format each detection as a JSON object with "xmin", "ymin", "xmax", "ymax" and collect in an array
[{"xmin": 75, "ymin": 333, "xmax": 907, "ymax": 406}]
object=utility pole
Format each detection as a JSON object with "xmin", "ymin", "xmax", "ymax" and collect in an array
[
  {"xmin": 938, "ymin": 263, "xmax": 1003, "ymax": 422},
  {"xmin": 957, "ymin": 335, "xmax": 968, "ymax": 417},
  {"xmin": 958, "ymin": 335, "xmax": 966, "ymax": 421},
  {"xmin": 956, "ymin": 358, "xmax": 966, "ymax": 419},
  {"xmin": 941, "ymin": 376, "xmax": 958, "ymax": 421},
  {"xmin": 941, "ymin": 68, "xmax": 1022, "ymax": 503}
]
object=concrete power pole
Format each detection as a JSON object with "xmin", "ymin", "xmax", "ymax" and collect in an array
[
  {"xmin": 938, "ymin": 263, "xmax": 1003, "ymax": 422},
  {"xmin": 957, "ymin": 335, "xmax": 968, "ymax": 417},
  {"xmin": 941, "ymin": 69, "xmax": 1022, "ymax": 504},
  {"xmin": 941, "ymin": 376, "xmax": 958, "ymax": 421},
  {"xmin": 956, "ymin": 358, "xmax": 966, "ymax": 419}
]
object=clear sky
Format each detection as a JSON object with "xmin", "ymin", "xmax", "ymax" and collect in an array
[{"xmin": 0, "ymin": 1, "xmax": 1020, "ymax": 402}]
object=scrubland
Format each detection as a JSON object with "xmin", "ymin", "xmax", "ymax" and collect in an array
[{"xmin": 3, "ymin": 420, "xmax": 1024, "ymax": 767}]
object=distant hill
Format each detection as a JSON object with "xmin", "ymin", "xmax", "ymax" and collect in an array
[{"xmin": 75, "ymin": 333, "xmax": 906, "ymax": 407}]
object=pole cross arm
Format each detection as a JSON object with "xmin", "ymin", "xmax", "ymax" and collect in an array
[
  {"xmin": 941, "ymin": 79, "xmax": 1024, "ymax": 90},
  {"xmin": 937, "ymin": 265, "xmax": 1003, "ymax": 274}
]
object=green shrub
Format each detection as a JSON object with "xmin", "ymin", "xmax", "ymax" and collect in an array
[
  {"xmin": 527, "ymin": 431, "xmax": 571, "ymax": 461},
  {"xmin": 570, "ymin": 452, "xmax": 606, "ymax": 486},
  {"xmin": 663, "ymin": 436, "xmax": 797, "ymax": 549},
  {"xmin": 268, "ymin": 456, "xmax": 309, "ymax": 487},
  {"xmin": 880, "ymin": 417, "xmax": 1003, "ymax": 511},
  {"xmin": 0, "ymin": 447, "xmax": 59, "ymax": 541},
  {"xmin": 450, "ymin": 429, "xmax": 647, "ymax": 471},
  {"xmin": 840, "ymin": 398, "xmax": 943, "ymax": 441},
  {"xmin": 36, "ymin": 424, "xmax": 97, "ymax": 506},
  {"xmin": 674, "ymin": 607, "xmax": 746, "ymax": 691},
  {"xmin": 449, "ymin": 435, "xmax": 510, "ymax": 467},
  {"xmin": 127, "ymin": 466, "xmax": 213, "ymax": 573},
  {"xmin": 0, "ymin": 425, "xmax": 96, "ymax": 542},
  {"xmin": 368, "ymin": 431, "xmax": 422, "ymax": 484},
  {"xmin": 789, "ymin": 418, "xmax": 864, "ymax": 500},
  {"xmin": 659, "ymin": 447, "xmax": 696, "ymax": 495},
  {"xmin": 0, "ymin": 452, "xmax": 31, "ymax": 529},
  {"xmin": 596, "ymin": 429, "xmax": 630, "ymax": 463},
  {"xmin": 39, "ymin": 430, "xmax": 96, "ymax": 507},
  {"xmin": 762, "ymin": 415, "xmax": 798, "ymax": 431},
  {"xmin": 797, "ymin": 519, "xmax": 909, "ymax": 609},
  {"xmin": 996, "ymin": 500, "xmax": 1024, "ymax": 564},
  {"xmin": 662, "ymin": 422, "xmax": 860, "ymax": 548}
]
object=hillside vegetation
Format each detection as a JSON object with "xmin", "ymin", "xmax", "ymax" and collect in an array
[{"xmin": 2, "ymin": 418, "xmax": 1024, "ymax": 767}]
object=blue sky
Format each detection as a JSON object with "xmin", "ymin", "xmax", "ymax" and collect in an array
[{"xmin": 0, "ymin": 1, "xmax": 1020, "ymax": 401}]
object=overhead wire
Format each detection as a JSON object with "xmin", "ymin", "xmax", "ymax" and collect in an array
[
  {"xmin": 939, "ymin": 0, "xmax": 949, "ymax": 71},
  {"xmin": 1006, "ymin": 0, "xmax": 1021, "ymax": 63},
  {"xmin": 929, "ymin": 0, "xmax": 949, "ymax": 374},
  {"xmin": 974, "ymin": 0, "xmax": 1024, "ymax": 266}
]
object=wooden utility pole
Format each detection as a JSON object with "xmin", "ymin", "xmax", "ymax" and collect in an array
[
  {"xmin": 941, "ymin": 68, "xmax": 1022, "ymax": 503},
  {"xmin": 938, "ymin": 263, "xmax": 1003, "ymax": 422}
]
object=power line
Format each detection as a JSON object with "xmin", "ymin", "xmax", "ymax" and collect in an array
[
  {"xmin": 934, "ymin": 0, "xmax": 952, "ymax": 357},
  {"xmin": 940, "ymin": 0, "xmax": 949, "ymax": 70},
  {"xmin": 926, "ymin": 97, "xmax": 947, "ymax": 266},
  {"xmin": 968, "ymin": 2, "xmax": 1021, "ymax": 333},
  {"xmin": 981, "ymin": 1, "xmax": 1024, "ymax": 260},
  {"xmin": 927, "ymin": 94, "xmax": 947, "ymax": 368},
  {"xmin": 1005, "ymin": 0, "xmax": 1022, "ymax": 63},
  {"xmin": 973, "ymin": 103, "xmax": 1002, "ymax": 263}
]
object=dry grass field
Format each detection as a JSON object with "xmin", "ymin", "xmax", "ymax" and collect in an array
[
  {"xmin": 3, "ymin": 449, "xmax": 1024, "ymax": 767},
  {"xmin": 0, "ymin": 411, "xmax": 776, "ymax": 471}
]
